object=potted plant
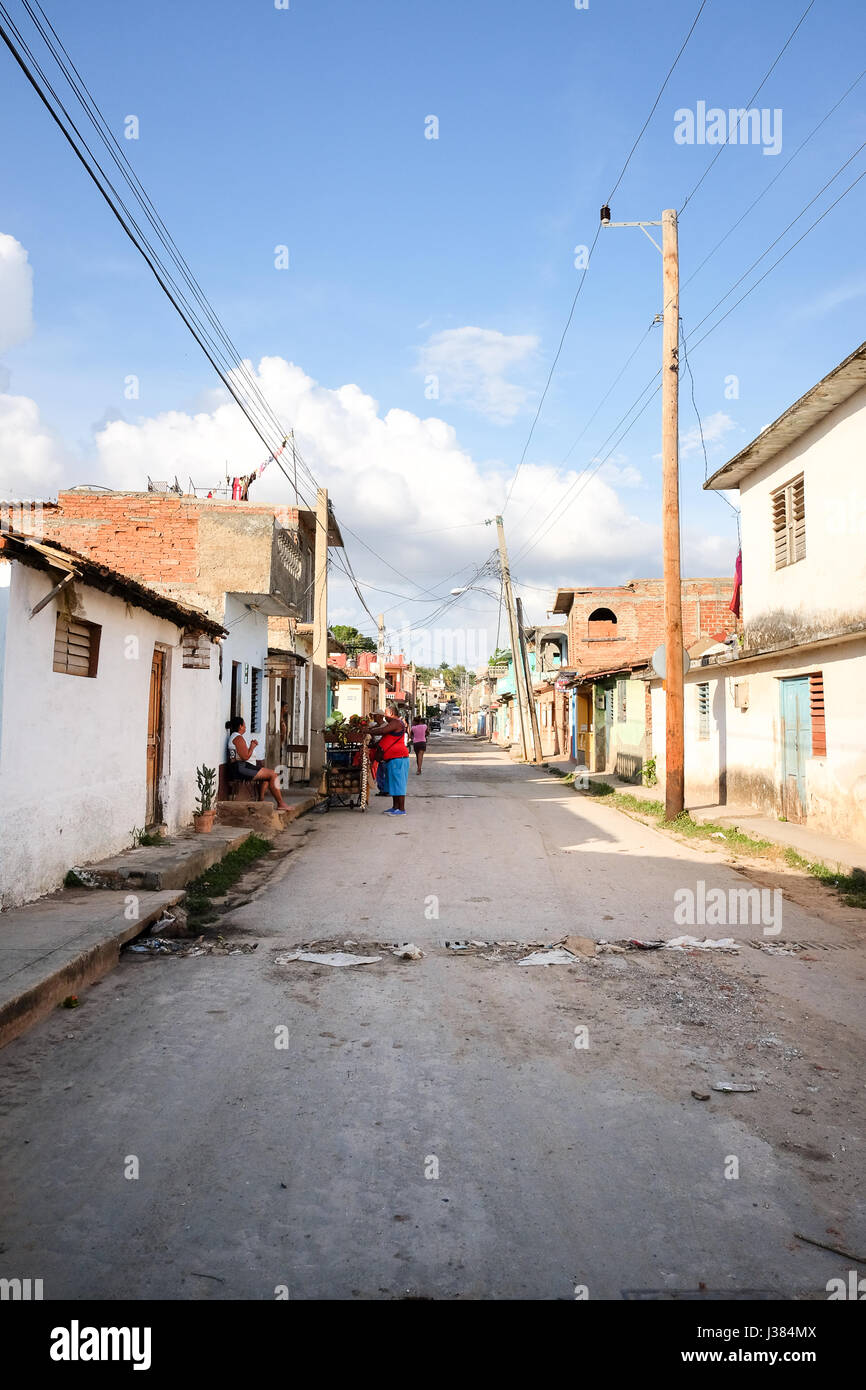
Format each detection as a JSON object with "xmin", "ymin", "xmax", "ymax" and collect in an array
[{"xmin": 193, "ymin": 764, "xmax": 217, "ymax": 832}]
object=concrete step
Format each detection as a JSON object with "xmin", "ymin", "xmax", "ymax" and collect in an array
[
  {"xmin": 216, "ymin": 793, "xmax": 318, "ymax": 833},
  {"xmin": 74, "ymin": 827, "xmax": 254, "ymax": 892}
]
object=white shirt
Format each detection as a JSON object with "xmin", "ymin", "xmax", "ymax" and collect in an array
[{"xmin": 228, "ymin": 731, "xmax": 257, "ymax": 767}]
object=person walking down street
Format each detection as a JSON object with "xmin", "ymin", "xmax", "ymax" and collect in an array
[
  {"xmin": 373, "ymin": 703, "xmax": 410, "ymax": 815},
  {"xmin": 410, "ymin": 716, "xmax": 428, "ymax": 774}
]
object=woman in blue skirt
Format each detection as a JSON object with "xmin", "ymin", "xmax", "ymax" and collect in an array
[{"xmin": 374, "ymin": 704, "xmax": 410, "ymax": 816}]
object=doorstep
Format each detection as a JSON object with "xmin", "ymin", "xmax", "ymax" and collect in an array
[
  {"xmin": 74, "ymin": 826, "xmax": 255, "ymax": 892},
  {"xmin": 216, "ymin": 791, "xmax": 318, "ymax": 833},
  {"xmin": 0, "ymin": 888, "xmax": 183, "ymax": 1049}
]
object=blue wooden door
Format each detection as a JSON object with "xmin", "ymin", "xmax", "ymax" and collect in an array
[{"xmin": 780, "ymin": 677, "xmax": 811, "ymax": 821}]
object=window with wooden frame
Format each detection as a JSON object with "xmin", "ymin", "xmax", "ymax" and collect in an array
[
  {"xmin": 53, "ymin": 614, "xmax": 101, "ymax": 677},
  {"xmin": 771, "ymin": 473, "xmax": 805, "ymax": 569},
  {"xmin": 617, "ymin": 678, "xmax": 628, "ymax": 722},
  {"xmin": 697, "ymin": 682, "xmax": 710, "ymax": 739},
  {"xmin": 809, "ymin": 672, "xmax": 826, "ymax": 756}
]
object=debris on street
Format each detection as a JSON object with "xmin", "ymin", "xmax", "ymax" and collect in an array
[
  {"xmin": 391, "ymin": 943, "xmax": 423, "ymax": 960},
  {"xmin": 665, "ymin": 936, "xmax": 738, "ymax": 951},
  {"xmin": 519, "ymin": 948, "xmax": 579, "ymax": 967},
  {"xmin": 561, "ymin": 935, "xmax": 597, "ymax": 956},
  {"xmin": 126, "ymin": 934, "xmax": 258, "ymax": 958},
  {"xmin": 712, "ymin": 1081, "xmax": 758, "ymax": 1093},
  {"xmin": 275, "ymin": 950, "xmax": 382, "ymax": 967}
]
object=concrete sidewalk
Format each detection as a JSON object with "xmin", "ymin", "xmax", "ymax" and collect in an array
[
  {"xmin": 554, "ymin": 763, "xmax": 866, "ymax": 876},
  {"xmin": 0, "ymin": 888, "xmax": 183, "ymax": 1048}
]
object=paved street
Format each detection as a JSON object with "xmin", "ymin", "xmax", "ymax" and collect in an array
[{"xmin": 1, "ymin": 733, "xmax": 864, "ymax": 1300}]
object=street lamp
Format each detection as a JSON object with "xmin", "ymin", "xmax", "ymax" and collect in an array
[{"xmin": 450, "ymin": 585, "xmax": 500, "ymax": 600}]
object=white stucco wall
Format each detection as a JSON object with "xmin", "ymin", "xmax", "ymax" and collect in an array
[
  {"xmin": 651, "ymin": 637, "xmax": 866, "ymax": 844},
  {"xmin": 739, "ymin": 383, "xmax": 866, "ymax": 625},
  {"xmin": 220, "ymin": 595, "xmax": 270, "ymax": 765},
  {"xmin": 336, "ymin": 682, "xmax": 364, "ymax": 717},
  {"xmin": 0, "ymin": 561, "xmax": 221, "ymax": 909}
]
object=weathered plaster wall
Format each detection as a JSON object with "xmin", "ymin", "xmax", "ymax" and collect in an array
[{"xmin": 0, "ymin": 562, "xmax": 220, "ymax": 908}]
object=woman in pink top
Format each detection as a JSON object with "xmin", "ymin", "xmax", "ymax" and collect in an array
[{"xmin": 410, "ymin": 719, "xmax": 428, "ymax": 774}]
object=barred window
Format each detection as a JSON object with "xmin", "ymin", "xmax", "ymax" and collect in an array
[
  {"xmin": 53, "ymin": 615, "xmax": 101, "ymax": 678},
  {"xmin": 771, "ymin": 474, "xmax": 805, "ymax": 569}
]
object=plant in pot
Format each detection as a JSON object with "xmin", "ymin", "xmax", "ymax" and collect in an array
[{"xmin": 193, "ymin": 764, "xmax": 217, "ymax": 832}]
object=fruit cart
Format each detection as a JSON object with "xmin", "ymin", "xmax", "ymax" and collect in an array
[{"xmin": 321, "ymin": 715, "xmax": 370, "ymax": 811}]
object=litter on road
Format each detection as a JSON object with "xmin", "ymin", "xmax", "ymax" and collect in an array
[
  {"xmin": 391, "ymin": 943, "xmax": 423, "ymax": 960},
  {"xmin": 665, "ymin": 936, "xmax": 738, "ymax": 951},
  {"xmin": 712, "ymin": 1082, "xmax": 758, "ymax": 1093},
  {"xmin": 275, "ymin": 951, "xmax": 382, "ymax": 967},
  {"xmin": 519, "ymin": 948, "xmax": 579, "ymax": 967},
  {"xmin": 561, "ymin": 935, "xmax": 597, "ymax": 956}
]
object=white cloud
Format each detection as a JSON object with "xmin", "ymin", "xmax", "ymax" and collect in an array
[
  {"xmin": 796, "ymin": 276, "xmax": 866, "ymax": 321},
  {"xmin": 86, "ymin": 355, "xmax": 703, "ymax": 635},
  {"xmin": 680, "ymin": 410, "xmax": 737, "ymax": 457},
  {"xmin": 417, "ymin": 326, "xmax": 538, "ymax": 422},
  {"xmin": 0, "ymin": 233, "xmax": 34, "ymax": 355},
  {"xmin": 0, "ymin": 393, "xmax": 66, "ymax": 491}
]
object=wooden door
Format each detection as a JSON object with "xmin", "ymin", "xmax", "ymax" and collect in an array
[
  {"xmin": 781, "ymin": 677, "xmax": 811, "ymax": 822},
  {"xmin": 146, "ymin": 649, "xmax": 165, "ymax": 826}
]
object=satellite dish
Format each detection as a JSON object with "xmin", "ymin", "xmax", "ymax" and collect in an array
[{"xmin": 652, "ymin": 643, "xmax": 690, "ymax": 679}]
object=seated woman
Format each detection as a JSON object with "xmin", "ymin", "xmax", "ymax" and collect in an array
[{"xmin": 225, "ymin": 716, "xmax": 291, "ymax": 810}]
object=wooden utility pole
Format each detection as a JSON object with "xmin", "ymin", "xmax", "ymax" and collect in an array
[
  {"xmin": 662, "ymin": 208, "xmax": 684, "ymax": 819},
  {"xmin": 516, "ymin": 596, "xmax": 544, "ymax": 763},
  {"xmin": 377, "ymin": 613, "xmax": 386, "ymax": 711},
  {"xmin": 310, "ymin": 486, "xmax": 329, "ymax": 788},
  {"xmin": 602, "ymin": 204, "xmax": 685, "ymax": 817},
  {"xmin": 494, "ymin": 515, "xmax": 532, "ymax": 761}
]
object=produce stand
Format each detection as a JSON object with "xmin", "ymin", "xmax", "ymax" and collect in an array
[{"xmin": 320, "ymin": 716, "xmax": 370, "ymax": 811}]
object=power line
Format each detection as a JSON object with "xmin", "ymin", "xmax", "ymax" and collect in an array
[
  {"xmin": 606, "ymin": 0, "xmax": 711, "ymax": 204},
  {"xmin": 679, "ymin": 0, "xmax": 818, "ymax": 214},
  {"xmin": 508, "ymin": 317, "xmax": 658, "ymax": 537},
  {"xmin": 687, "ymin": 137, "xmax": 866, "ymax": 342},
  {"xmin": 501, "ymin": 0, "xmax": 710, "ymax": 515},
  {"xmin": 682, "ymin": 63, "xmax": 866, "ymax": 291},
  {"xmin": 513, "ymin": 158, "xmax": 866, "ymax": 568},
  {"xmin": 0, "ymin": 2, "xmax": 308, "ymax": 496}
]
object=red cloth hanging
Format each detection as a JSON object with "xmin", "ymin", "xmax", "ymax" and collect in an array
[{"xmin": 729, "ymin": 549, "xmax": 742, "ymax": 617}]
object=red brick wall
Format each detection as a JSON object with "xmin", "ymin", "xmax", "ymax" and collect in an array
[
  {"xmin": 43, "ymin": 492, "xmax": 202, "ymax": 584},
  {"xmin": 566, "ymin": 579, "xmax": 736, "ymax": 671}
]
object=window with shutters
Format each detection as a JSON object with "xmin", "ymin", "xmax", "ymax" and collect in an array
[
  {"xmin": 617, "ymin": 678, "xmax": 628, "ymax": 721},
  {"xmin": 809, "ymin": 672, "xmax": 826, "ymax": 756},
  {"xmin": 250, "ymin": 666, "xmax": 263, "ymax": 730},
  {"xmin": 771, "ymin": 473, "xmax": 805, "ymax": 569},
  {"xmin": 53, "ymin": 614, "xmax": 101, "ymax": 677},
  {"xmin": 697, "ymin": 682, "xmax": 710, "ymax": 739}
]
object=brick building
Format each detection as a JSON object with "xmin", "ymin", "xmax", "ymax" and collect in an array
[
  {"xmin": 40, "ymin": 489, "xmax": 342, "ymax": 792},
  {"xmin": 551, "ymin": 577, "xmax": 737, "ymax": 670}
]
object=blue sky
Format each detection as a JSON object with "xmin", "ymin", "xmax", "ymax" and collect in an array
[{"xmin": 1, "ymin": 0, "xmax": 865, "ymax": 643}]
